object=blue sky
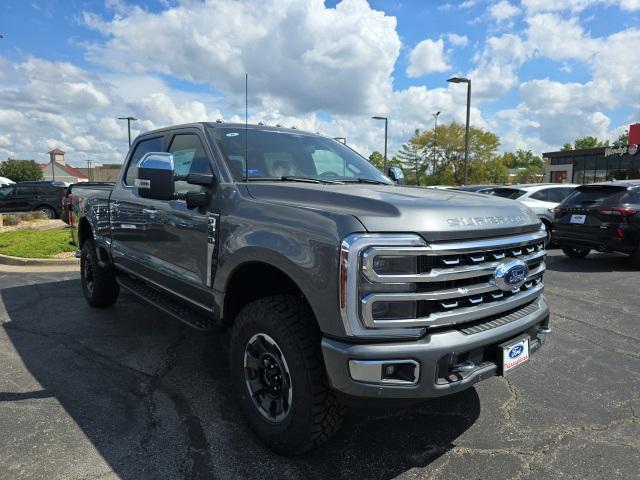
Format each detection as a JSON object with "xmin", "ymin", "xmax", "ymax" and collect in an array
[{"xmin": 1, "ymin": 0, "xmax": 640, "ymax": 166}]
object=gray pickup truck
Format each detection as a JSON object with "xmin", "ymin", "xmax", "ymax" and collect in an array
[{"xmin": 70, "ymin": 122, "xmax": 551, "ymax": 454}]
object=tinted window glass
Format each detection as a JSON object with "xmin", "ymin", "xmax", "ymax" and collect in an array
[
  {"xmin": 490, "ymin": 188, "xmax": 525, "ymax": 199},
  {"xmin": 529, "ymin": 190, "xmax": 548, "ymax": 201},
  {"xmin": 562, "ymin": 186, "xmax": 628, "ymax": 206},
  {"xmin": 210, "ymin": 127, "xmax": 390, "ymax": 184},
  {"xmin": 0, "ymin": 186, "xmax": 14, "ymax": 198},
  {"xmin": 37, "ymin": 185, "xmax": 63, "ymax": 195},
  {"xmin": 125, "ymin": 137, "xmax": 163, "ymax": 185},
  {"xmin": 15, "ymin": 186, "xmax": 33, "ymax": 196},
  {"xmin": 168, "ymin": 134, "xmax": 212, "ymax": 194},
  {"xmin": 546, "ymin": 187, "xmax": 575, "ymax": 203}
]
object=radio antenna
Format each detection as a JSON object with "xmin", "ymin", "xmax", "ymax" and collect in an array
[{"xmin": 244, "ymin": 73, "xmax": 248, "ymax": 182}]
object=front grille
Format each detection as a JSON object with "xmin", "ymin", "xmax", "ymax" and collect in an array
[{"xmin": 360, "ymin": 230, "xmax": 546, "ymax": 330}]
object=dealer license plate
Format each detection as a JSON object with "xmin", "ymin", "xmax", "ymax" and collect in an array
[
  {"xmin": 570, "ymin": 214, "xmax": 586, "ymax": 224},
  {"xmin": 502, "ymin": 338, "xmax": 530, "ymax": 375}
]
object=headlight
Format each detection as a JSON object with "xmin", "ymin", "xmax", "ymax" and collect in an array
[{"xmin": 339, "ymin": 233, "xmax": 426, "ymax": 338}]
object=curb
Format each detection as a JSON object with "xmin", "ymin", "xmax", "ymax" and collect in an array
[{"xmin": 0, "ymin": 253, "xmax": 79, "ymax": 267}]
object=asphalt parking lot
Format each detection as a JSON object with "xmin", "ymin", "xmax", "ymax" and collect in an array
[{"xmin": 0, "ymin": 249, "xmax": 638, "ymax": 480}]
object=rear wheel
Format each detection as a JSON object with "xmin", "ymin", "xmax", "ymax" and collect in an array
[
  {"xmin": 35, "ymin": 205, "xmax": 56, "ymax": 219},
  {"xmin": 81, "ymin": 238, "xmax": 120, "ymax": 308},
  {"xmin": 229, "ymin": 295, "xmax": 345, "ymax": 455},
  {"xmin": 561, "ymin": 246, "xmax": 590, "ymax": 259}
]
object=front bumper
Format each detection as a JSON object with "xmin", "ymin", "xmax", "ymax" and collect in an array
[{"xmin": 322, "ymin": 296, "xmax": 550, "ymax": 400}]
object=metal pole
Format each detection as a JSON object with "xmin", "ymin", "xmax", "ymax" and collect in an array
[
  {"xmin": 384, "ymin": 118, "xmax": 388, "ymax": 172},
  {"xmin": 127, "ymin": 119, "xmax": 132, "ymax": 147},
  {"xmin": 463, "ymin": 81, "xmax": 471, "ymax": 185}
]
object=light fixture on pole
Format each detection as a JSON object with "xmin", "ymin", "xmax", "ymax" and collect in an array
[
  {"xmin": 118, "ymin": 116, "xmax": 138, "ymax": 147},
  {"xmin": 447, "ymin": 76, "xmax": 471, "ymax": 185},
  {"xmin": 372, "ymin": 116, "xmax": 388, "ymax": 172},
  {"xmin": 432, "ymin": 111, "xmax": 440, "ymax": 174}
]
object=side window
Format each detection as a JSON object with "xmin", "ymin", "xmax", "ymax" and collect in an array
[
  {"xmin": 0, "ymin": 186, "xmax": 14, "ymax": 198},
  {"xmin": 15, "ymin": 186, "xmax": 33, "ymax": 196},
  {"xmin": 168, "ymin": 134, "xmax": 212, "ymax": 194},
  {"xmin": 546, "ymin": 187, "xmax": 574, "ymax": 203},
  {"xmin": 529, "ymin": 189, "xmax": 548, "ymax": 201},
  {"xmin": 124, "ymin": 137, "xmax": 163, "ymax": 185}
]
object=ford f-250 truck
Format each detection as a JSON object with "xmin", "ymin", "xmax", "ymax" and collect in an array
[{"xmin": 70, "ymin": 122, "xmax": 551, "ymax": 454}]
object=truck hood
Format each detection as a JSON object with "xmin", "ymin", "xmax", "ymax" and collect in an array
[{"xmin": 246, "ymin": 183, "xmax": 541, "ymax": 241}]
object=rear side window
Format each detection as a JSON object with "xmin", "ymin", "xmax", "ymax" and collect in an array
[
  {"xmin": 545, "ymin": 187, "xmax": 575, "ymax": 203},
  {"xmin": 0, "ymin": 185, "xmax": 14, "ymax": 198},
  {"xmin": 490, "ymin": 188, "xmax": 525, "ymax": 199},
  {"xmin": 15, "ymin": 186, "xmax": 33, "ymax": 196},
  {"xmin": 124, "ymin": 137, "xmax": 163, "ymax": 185},
  {"xmin": 562, "ymin": 186, "xmax": 628, "ymax": 206},
  {"xmin": 529, "ymin": 190, "xmax": 548, "ymax": 201}
]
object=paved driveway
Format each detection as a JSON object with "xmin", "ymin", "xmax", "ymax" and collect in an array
[{"xmin": 0, "ymin": 250, "xmax": 638, "ymax": 479}]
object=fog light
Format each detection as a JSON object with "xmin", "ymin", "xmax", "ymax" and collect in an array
[
  {"xmin": 349, "ymin": 359, "xmax": 420, "ymax": 385},
  {"xmin": 371, "ymin": 301, "xmax": 417, "ymax": 320}
]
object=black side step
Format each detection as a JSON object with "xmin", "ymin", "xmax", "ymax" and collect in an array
[{"xmin": 117, "ymin": 274, "xmax": 222, "ymax": 331}]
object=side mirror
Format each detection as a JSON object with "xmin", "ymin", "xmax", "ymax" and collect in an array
[
  {"xmin": 387, "ymin": 166, "xmax": 405, "ymax": 185},
  {"xmin": 136, "ymin": 152, "xmax": 175, "ymax": 200}
]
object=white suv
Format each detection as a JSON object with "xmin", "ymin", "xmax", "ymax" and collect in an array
[{"xmin": 486, "ymin": 184, "xmax": 580, "ymax": 244}]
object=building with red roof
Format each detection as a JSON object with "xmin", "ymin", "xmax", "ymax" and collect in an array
[{"xmin": 40, "ymin": 148, "xmax": 88, "ymax": 184}]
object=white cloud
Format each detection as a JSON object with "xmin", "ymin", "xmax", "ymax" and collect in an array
[
  {"xmin": 84, "ymin": 0, "xmax": 401, "ymax": 116},
  {"xmin": 406, "ymin": 39, "xmax": 451, "ymax": 77},
  {"xmin": 489, "ymin": 1, "xmax": 520, "ymax": 21},
  {"xmin": 522, "ymin": 0, "xmax": 640, "ymax": 12},
  {"xmin": 446, "ymin": 33, "xmax": 469, "ymax": 46}
]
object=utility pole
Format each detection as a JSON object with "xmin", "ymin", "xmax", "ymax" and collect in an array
[
  {"xmin": 447, "ymin": 77, "xmax": 471, "ymax": 185},
  {"xmin": 432, "ymin": 111, "xmax": 440, "ymax": 175},
  {"xmin": 85, "ymin": 159, "xmax": 93, "ymax": 182},
  {"xmin": 118, "ymin": 116, "xmax": 137, "ymax": 147},
  {"xmin": 372, "ymin": 116, "xmax": 388, "ymax": 171}
]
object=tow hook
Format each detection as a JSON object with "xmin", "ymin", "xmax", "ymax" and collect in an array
[
  {"xmin": 450, "ymin": 360, "xmax": 476, "ymax": 373},
  {"xmin": 538, "ymin": 326, "xmax": 552, "ymax": 345}
]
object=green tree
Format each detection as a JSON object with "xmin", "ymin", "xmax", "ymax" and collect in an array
[
  {"xmin": 500, "ymin": 149, "xmax": 544, "ymax": 169},
  {"xmin": 612, "ymin": 131, "xmax": 629, "ymax": 147},
  {"xmin": 0, "ymin": 159, "xmax": 43, "ymax": 182},
  {"xmin": 573, "ymin": 136, "xmax": 608, "ymax": 149},
  {"xmin": 561, "ymin": 143, "xmax": 573, "ymax": 151},
  {"xmin": 412, "ymin": 122, "xmax": 500, "ymax": 185},
  {"xmin": 368, "ymin": 151, "xmax": 384, "ymax": 170},
  {"xmin": 484, "ymin": 156, "xmax": 510, "ymax": 184},
  {"xmin": 396, "ymin": 129, "xmax": 425, "ymax": 185}
]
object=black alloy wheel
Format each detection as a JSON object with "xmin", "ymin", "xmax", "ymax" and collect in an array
[{"xmin": 244, "ymin": 333, "xmax": 292, "ymax": 423}]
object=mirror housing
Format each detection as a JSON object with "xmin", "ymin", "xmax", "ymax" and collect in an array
[
  {"xmin": 136, "ymin": 152, "xmax": 176, "ymax": 200},
  {"xmin": 387, "ymin": 166, "xmax": 405, "ymax": 185}
]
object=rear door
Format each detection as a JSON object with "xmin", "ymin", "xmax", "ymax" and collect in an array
[{"xmin": 110, "ymin": 136, "xmax": 165, "ymax": 273}]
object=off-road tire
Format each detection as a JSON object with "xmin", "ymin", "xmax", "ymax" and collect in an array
[
  {"xmin": 229, "ymin": 295, "xmax": 345, "ymax": 455},
  {"xmin": 561, "ymin": 246, "xmax": 590, "ymax": 259},
  {"xmin": 81, "ymin": 238, "xmax": 119, "ymax": 308}
]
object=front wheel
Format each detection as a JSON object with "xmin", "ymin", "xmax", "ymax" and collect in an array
[
  {"xmin": 81, "ymin": 238, "xmax": 120, "ymax": 308},
  {"xmin": 229, "ymin": 295, "xmax": 345, "ymax": 455},
  {"xmin": 561, "ymin": 246, "xmax": 590, "ymax": 259}
]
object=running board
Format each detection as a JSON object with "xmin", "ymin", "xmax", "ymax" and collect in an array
[{"xmin": 117, "ymin": 274, "xmax": 223, "ymax": 332}]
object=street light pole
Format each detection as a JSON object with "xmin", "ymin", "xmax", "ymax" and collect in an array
[
  {"xmin": 372, "ymin": 116, "xmax": 388, "ymax": 171},
  {"xmin": 447, "ymin": 77, "xmax": 471, "ymax": 185},
  {"xmin": 118, "ymin": 116, "xmax": 138, "ymax": 147},
  {"xmin": 432, "ymin": 111, "xmax": 440, "ymax": 174}
]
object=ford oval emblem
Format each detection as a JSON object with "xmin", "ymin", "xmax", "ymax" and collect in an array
[
  {"xmin": 509, "ymin": 344, "xmax": 524, "ymax": 359},
  {"xmin": 493, "ymin": 259, "xmax": 529, "ymax": 292}
]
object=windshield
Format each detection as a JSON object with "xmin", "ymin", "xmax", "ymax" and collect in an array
[
  {"xmin": 209, "ymin": 127, "xmax": 392, "ymax": 184},
  {"xmin": 561, "ymin": 186, "xmax": 629, "ymax": 206}
]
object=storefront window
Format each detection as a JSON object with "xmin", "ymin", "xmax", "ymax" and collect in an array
[{"xmin": 594, "ymin": 155, "xmax": 607, "ymax": 182}]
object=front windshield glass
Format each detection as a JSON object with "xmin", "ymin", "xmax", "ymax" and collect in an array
[{"xmin": 209, "ymin": 127, "xmax": 391, "ymax": 184}]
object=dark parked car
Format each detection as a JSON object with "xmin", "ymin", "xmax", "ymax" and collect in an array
[
  {"xmin": 0, "ymin": 181, "xmax": 66, "ymax": 219},
  {"xmin": 553, "ymin": 181, "xmax": 640, "ymax": 263}
]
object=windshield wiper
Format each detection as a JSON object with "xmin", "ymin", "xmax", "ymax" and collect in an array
[
  {"xmin": 245, "ymin": 176, "xmax": 342, "ymax": 184},
  {"xmin": 340, "ymin": 178, "xmax": 390, "ymax": 185}
]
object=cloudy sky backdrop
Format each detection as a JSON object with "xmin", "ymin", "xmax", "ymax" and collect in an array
[{"xmin": 1, "ymin": 0, "xmax": 640, "ymax": 166}]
